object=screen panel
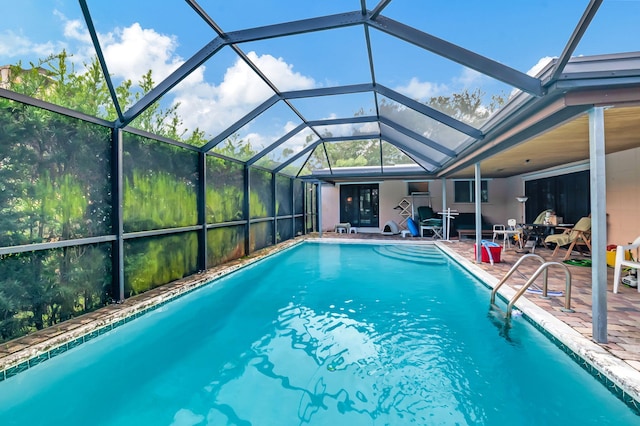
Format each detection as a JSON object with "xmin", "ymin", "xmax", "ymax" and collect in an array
[
  {"xmin": 123, "ymin": 133, "xmax": 199, "ymax": 233},
  {"xmin": 124, "ymin": 232, "xmax": 199, "ymax": 297},
  {"xmin": 249, "ymin": 168, "xmax": 274, "ymax": 220},
  {"xmin": 276, "ymin": 175, "xmax": 293, "ymax": 217},
  {"xmin": 0, "ymin": 244, "xmax": 112, "ymax": 343},
  {"xmin": 277, "ymin": 218, "xmax": 293, "ymax": 243},
  {"xmin": 0, "ymin": 100, "xmax": 112, "ymax": 247},
  {"xmin": 206, "ymin": 156, "xmax": 245, "ymax": 224},
  {"xmin": 250, "ymin": 221, "xmax": 274, "ymax": 252},
  {"xmin": 207, "ymin": 225, "xmax": 246, "ymax": 268}
]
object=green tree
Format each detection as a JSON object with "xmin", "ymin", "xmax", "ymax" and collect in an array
[{"xmin": 305, "ymin": 88, "xmax": 506, "ymax": 172}]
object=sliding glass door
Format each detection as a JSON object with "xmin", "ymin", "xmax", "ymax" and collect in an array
[
  {"xmin": 525, "ymin": 170, "xmax": 590, "ymax": 224},
  {"xmin": 340, "ymin": 184, "xmax": 379, "ymax": 228}
]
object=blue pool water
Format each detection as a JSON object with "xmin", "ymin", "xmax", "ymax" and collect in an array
[{"xmin": 0, "ymin": 242, "xmax": 637, "ymax": 425}]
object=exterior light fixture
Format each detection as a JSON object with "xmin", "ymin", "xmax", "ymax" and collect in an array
[{"xmin": 516, "ymin": 196, "xmax": 528, "ymax": 224}]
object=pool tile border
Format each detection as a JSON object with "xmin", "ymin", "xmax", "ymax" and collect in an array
[
  {"xmin": 522, "ymin": 314, "xmax": 640, "ymax": 413},
  {"xmin": 437, "ymin": 243, "xmax": 640, "ymax": 416},
  {"xmin": 0, "ymin": 238, "xmax": 304, "ymax": 383}
]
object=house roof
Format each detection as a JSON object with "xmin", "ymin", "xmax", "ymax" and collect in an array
[{"xmin": 5, "ymin": 1, "xmax": 640, "ymax": 182}]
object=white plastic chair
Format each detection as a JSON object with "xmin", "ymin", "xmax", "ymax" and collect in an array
[
  {"xmin": 493, "ymin": 219, "xmax": 521, "ymax": 249},
  {"xmin": 613, "ymin": 235, "xmax": 640, "ymax": 293},
  {"xmin": 492, "ymin": 223, "xmax": 505, "ymax": 242}
]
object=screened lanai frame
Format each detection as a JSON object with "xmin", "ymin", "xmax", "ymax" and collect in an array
[
  {"xmin": 0, "ymin": 88, "xmax": 316, "ymax": 288},
  {"xmin": 1, "ymin": 0, "xmax": 640, "ymax": 343},
  {"xmin": 2, "ymin": 0, "xmax": 632, "ymax": 181},
  {"xmin": 70, "ymin": 0, "xmax": 634, "ymax": 183},
  {"xmin": 78, "ymin": 0, "xmax": 550, "ymax": 178}
]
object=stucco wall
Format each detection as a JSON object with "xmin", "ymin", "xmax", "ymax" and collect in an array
[
  {"xmin": 441, "ymin": 178, "xmax": 521, "ymax": 226},
  {"xmin": 320, "ymin": 183, "xmax": 340, "ymax": 232},
  {"xmin": 606, "ymin": 146, "xmax": 640, "ymax": 245}
]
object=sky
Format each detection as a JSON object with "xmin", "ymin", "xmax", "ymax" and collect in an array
[{"xmin": 1, "ymin": 0, "xmax": 638, "ymax": 150}]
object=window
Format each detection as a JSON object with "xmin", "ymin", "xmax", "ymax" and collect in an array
[
  {"xmin": 407, "ymin": 181, "xmax": 429, "ymax": 195},
  {"xmin": 454, "ymin": 180, "xmax": 488, "ymax": 203}
]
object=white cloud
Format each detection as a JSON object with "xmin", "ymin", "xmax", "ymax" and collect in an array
[
  {"xmin": 314, "ymin": 121, "xmax": 374, "ymax": 138},
  {"xmin": 526, "ymin": 56, "xmax": 556, "ymax": 77},
  {"xmin": 57, "ymin": 11, "xmax": 90, "ymax": 44},
  {"xmin": 394, "ymin": 65, "xmax": 510, "ymax": 105},
  {"xmin": 0, "ymin": 30, "xmax": 60, "ymax": 60},
  {"xmin": 243, "ymin": 131, "xmax": 270, "ymax": 152},
  {"xmin": 246, "ymin": 51, "xmax": 315, "ymax": 91},
  {"xmin": 55, "ymin": 11, "xmax": 96, "ymax": 69},
  {"xmin": 0, "ymin": 10, "xmax": 100, "ymax": 70},
  {"xmin": 172, "ymin": 51, "xmax": 316, "ymax": 137},
  {"xmin": 50, "ymin": 16, "xmax": 312, "ymax": 139},
  {"xmin": 266, "ymin": 126, "xmax": 319, "ymax": 161},
  {"xmin": 508, "ymin": 56, "xmax": 557, "ymax": 100},
  {"xmin": 453, "ymin": 67, "xmax": 485, "ymax": 88},
  {"xmin": 101, "ymin": 23, "xmax": 184, "ymax": 83},
  {"xmin": 358, "ymin": 121, "xmax": 379, "ymax": 134},
  {"xmin": 0, "ymin": 9, "xmax": 77, "ymax": 60},
  {"xmin": 393, "ymin": 66, "xmax": 489, "ymax": 102},
  {"xmin": 4, "ymin": 12, "xmax": 320, "ymax": 142},
  {"xmin": 283, "ymin": 121, "xmax": 298, "ymax": 133},
  {"xmin": 394, "ymin": 77, "xmax": 448, "ymax": 100}
]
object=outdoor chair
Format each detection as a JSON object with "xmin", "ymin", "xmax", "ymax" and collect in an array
[
  {"xmin": 417, "ymin": 206, "xmax": 443, "ymax": 238},
  {"xmin": 492, "ymin": 219, "xmax": 522, "ymax": 250},
  {"xmin": 521, "ymin": 209, "xmax": 555, "ymax": 251},
  {"xmin": 334, "ymin": 223, "xmax": 351, "ymax": 233},
  {"xmin": 613, "ymin": 235, "xmax": 640, "ymax": 293},
  {"xmin": 544, "ymin": 216, "xmax": 592, "ymax": 260}
]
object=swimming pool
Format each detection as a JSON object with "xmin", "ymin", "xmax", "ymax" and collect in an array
[{"xmin": 0, "ymin": 241, "xmax": 637, "ymax": 425}]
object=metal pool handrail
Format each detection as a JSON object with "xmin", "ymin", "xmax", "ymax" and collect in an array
[{"xmin": 490, "ymin": 253, "xmax": 573, "ymax": 318}]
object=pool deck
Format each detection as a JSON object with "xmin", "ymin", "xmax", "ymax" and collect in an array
[{"xmin": 2, "ymin": 233, "xmax": 640, "ymax": 406}]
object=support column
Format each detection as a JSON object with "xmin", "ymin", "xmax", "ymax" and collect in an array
[
  {"xmin": 272, "ymin": 172, "xmax": 277, "ymax": 245},
  {"xmin": 589, "ymin": 107, "xmax": 608, "ymax": 343},
  {"xmin": 198, "ymin": 152, "xmax": 207, "ymax": 271},
  {"xmin": 244, "ymin": 165, "xmax": 251, "ymax": 255},
  {"xmin": 474, "ymin": 163, "xmax": 482, "ymax": 263},
  {"xmin": 111, "ymin": 128, "xmax": 124, "ymax": 301},
  {"xmin": 441, "ymin": 177, "xmax": 447, "ymax": 238},
  {"xmin": 317, "ymin": 183, "xmax": 322, "ymax": 237},
  {"xmin": 291, "ymin": 177, "xmax": 295, "ymax": 238}
]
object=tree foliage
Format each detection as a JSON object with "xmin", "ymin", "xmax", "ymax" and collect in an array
[
  {"xmin": 0, "ymin": 93, "xmax": 112, "ymax": 342},
  {"xmin": 0, "ymin": 51, "xmax": 259, "ymax": 341}
]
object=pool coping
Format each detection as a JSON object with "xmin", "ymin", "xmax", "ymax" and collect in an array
[
  {"xmin": 436, "ymin": 242, "xmax": 640, "ymax": 412},
  {"xmin": 0, "ymin": 237, "xmax": 304, "ymax": 382}
]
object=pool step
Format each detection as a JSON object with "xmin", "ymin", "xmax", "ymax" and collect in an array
[{"xmin": 373, "ymin": 245, "xmax": 447, "ymax": 265}]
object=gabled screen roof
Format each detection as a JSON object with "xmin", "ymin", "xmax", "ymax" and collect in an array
[{"xmin": 2, "ymin": 0, "xmax": 640, "ymax": 181}]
